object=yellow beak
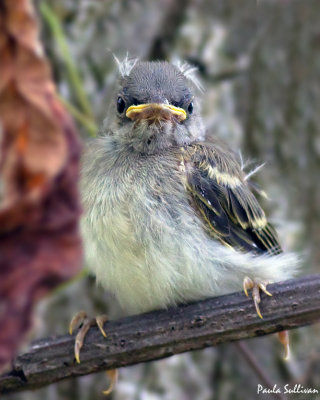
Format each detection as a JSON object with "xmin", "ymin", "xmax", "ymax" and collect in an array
[{"xmin": 126, "ymin": 103, "xmax": 186, "ymax": 122}]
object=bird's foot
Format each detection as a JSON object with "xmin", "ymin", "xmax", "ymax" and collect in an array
[
  {"xmin": 69, "ymin": 310, "xmax": 108, "ymax": 363},
  {"xmin": 69, "ymin": 311, "xmax": 117, "ymax": 394},
  {"xmin": 242, "ymin": 278, "xmax": 290, "ymax": 360},
  {"xmin": 243, "ymin": 276, "xmax": 272, "ymax": 319}
]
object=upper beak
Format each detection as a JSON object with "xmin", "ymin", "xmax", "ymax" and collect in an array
[{"xmin": 126, "ymin": 103, "xmax": 186, "ymax": 123}]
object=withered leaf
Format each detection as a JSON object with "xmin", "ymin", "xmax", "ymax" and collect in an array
[{"xmin": 0, "ymin": 0, "xmax": 82, "ymax": 371}]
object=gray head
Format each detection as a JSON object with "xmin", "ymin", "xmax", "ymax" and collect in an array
[{"xmin": 105, "ymin": 61, "xmax": 205, "ymax": 154}]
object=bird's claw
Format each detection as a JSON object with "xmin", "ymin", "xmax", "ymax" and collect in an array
[
  {"xmin": 69, "ymin": 311, "xmax": 108, "ymax": 364},
  {"xmin": 69, "ymin": 310, "xmax": 87, "ymax": 335},
  {"xmin": 278, "ymin": 330, "xmax": 290, "ymax": 360},
  {"xmin": 103, "ymin": 369, "xmax": 118, "ymax": 395},
  {"xmin": 96, "ymin": 315, "xmax": 108, "ymax": 338},
  {"xmin": 243, "ymin": 276, "xmax": 272, "ymax": 319}
]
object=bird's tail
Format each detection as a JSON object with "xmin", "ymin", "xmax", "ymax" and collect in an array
[{"xmin": 215, "ymin": 247, "xmax": 301, "ymax": 286}]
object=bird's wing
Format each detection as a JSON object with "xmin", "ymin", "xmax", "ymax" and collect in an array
[{"xmin": 181, "ymin": 142, "xmax": 282, "ymax": 255}]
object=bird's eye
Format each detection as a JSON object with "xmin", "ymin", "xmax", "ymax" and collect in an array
[
  {"xmin": 187, "ymin": 102, "xmax": 194, "ymax": 114},
  {"xmin": 117, "ymin": 96, "xmax": 126, "ymax": 114}
]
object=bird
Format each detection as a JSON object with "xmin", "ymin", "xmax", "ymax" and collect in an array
[{"xmin": 70, "ymin": 59, "xmax": 298, "ymax": 392}]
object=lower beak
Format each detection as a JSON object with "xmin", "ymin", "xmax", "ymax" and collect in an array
[{"xmin": 126, "ymin": 103, "xmax": 186, "ymax": 123}]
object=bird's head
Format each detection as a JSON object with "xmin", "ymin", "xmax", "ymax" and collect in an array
[{"xmin": 105, "ymin": 60, "xmax": 205, "ymax": 154}]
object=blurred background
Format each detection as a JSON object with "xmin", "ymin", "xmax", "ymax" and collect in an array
[{"xmin": 4, "ymin": 0, "xmax": 320, "ymax": 399}]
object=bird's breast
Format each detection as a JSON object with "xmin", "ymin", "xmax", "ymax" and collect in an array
[{"xmin": 81, "ymin": 145, "xmax": 202, "ymax": 313}]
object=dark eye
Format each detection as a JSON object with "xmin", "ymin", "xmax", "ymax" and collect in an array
[
  {"xmin": 187, "ymin": 102, "xmax": 193, "ymax": 114},
  {"xmin": 117, "ymin": 96, "xmax": 126, "ymax": 113}
]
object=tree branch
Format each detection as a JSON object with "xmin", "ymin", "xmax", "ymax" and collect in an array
[{"xmin": 1, "ymin": 275, "xmax": 320, "ymax": 394}]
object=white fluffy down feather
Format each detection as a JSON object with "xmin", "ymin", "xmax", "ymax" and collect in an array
[{"xmin": 81, "ymin": 136, "xmax": 299, "ymax": 315}]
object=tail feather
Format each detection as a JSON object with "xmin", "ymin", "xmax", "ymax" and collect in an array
[{"xmin": 218, "ymin": 248, "xmax": 300, "ymax": 284}]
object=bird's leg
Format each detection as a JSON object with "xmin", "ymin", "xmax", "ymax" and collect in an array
[
  {"xmin": 243, "ymin": 277, "xmax": 290, "ymax": 360},
  {"xmin": 69, "ymin": 311, "xmax": 117, "ymax": 394}
]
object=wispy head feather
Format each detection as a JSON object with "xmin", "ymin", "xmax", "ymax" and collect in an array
[
  {"xmin": 173, "ymin": 60, "xmax": 204, "ymax": 92},
  {"xmin": 113, "ymin": 53, "xmax": 138, "ymax": 77}
]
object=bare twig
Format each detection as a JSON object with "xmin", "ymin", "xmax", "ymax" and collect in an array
[{"xmin": 1, "ymin": 275, "xmax": 319, "ymax": 394}]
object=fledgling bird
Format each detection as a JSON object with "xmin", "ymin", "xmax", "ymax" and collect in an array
[{"xmin": 72, "ymin": 60, "xmax": 298, "ymax": 383}]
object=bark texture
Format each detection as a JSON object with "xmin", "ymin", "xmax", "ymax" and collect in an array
[{"xmin": 1, "ymin": 275, "xmax": 319, "ymax": 394}]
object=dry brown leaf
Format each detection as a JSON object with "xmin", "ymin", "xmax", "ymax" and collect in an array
[{"xmin": 0, "ymin": 0, "xmax": 82, "ymax": 371}]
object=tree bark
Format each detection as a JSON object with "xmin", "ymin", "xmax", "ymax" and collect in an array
[{"xmin": 1, "ymin": 275, "xmax": 319, "ymax": 394}]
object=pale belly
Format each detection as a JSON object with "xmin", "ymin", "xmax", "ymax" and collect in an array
[{"xmin": 81, "ymin": 151, "xmax": 218, "ymax": 314}]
